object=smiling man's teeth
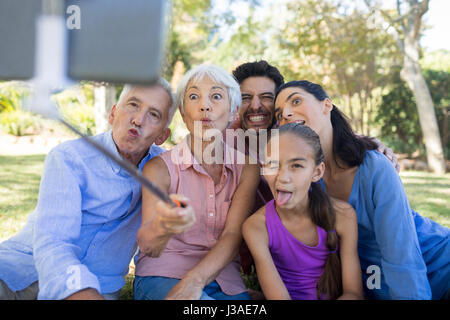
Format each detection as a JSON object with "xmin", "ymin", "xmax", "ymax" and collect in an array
[
  {"xmin": 295, "ymin": 120, "xmax": 306, "ymax": 125},
  {"xmin": 249, "ymin": 115, "xmax": 266, "ymax": 122}
]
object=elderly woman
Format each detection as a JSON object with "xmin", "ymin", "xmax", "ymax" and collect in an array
[{"xmin": 134, "ymin": 64, "xmax": 260, "ymax": 300}]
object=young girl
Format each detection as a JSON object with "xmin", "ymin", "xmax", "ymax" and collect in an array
[{"xmin": 242, "ymin": 123, "xmax": 363, "ymax": 300}]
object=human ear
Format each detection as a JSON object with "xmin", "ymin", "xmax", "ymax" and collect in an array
[
  {"xmin": 322, "ymin": 98, "xmax": 333, "ymax": 115},
  {"xmin": 155, "ymin": 128, "xmax": 171, "ymax": 145},
  {"xmin": 108, "ymin": 104, "xmax": 117, "ymax": 125},
  {"xmin": 312, "ymin": 162, "xmax": 325, "ymax": 182}
]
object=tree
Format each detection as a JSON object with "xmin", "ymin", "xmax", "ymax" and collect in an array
[
  {"xmin": 162, "ymin": 0, "xmax": 217, "ymax": 82},
  {"xmin": 376, "ymin": 67, "xmax": 450, "ymax": 158},
  {"xmin": 365, "ymin": 0, "xmax": 446, "ymax": 173},
  {"xmin": 271, "ymin": 0, "xmax": 399, "ymax": 135}
]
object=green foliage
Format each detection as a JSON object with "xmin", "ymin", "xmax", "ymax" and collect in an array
[
  {"xmin": 0, "ymin": 110, "xmax": 44, "ymax": 136},
  {"xmin": 162, "ymin": 0, "xmax": 217, "ymax": 80},
  {"xmin": 119, "ymin": 274, "xmax": 135, "ymax": 300},
  {"xmin": 0, "ymin": 82, "xmax": 30, "ymax": 113},
  {"xmin": 242, "ymin": 266, "xmax": 261, "ymax": 291},
  {"xmin": 53, "ymin": 85, "xmax": 96, "ymax": 136},
  {"xmin": 167, "ymin": 109, "xmax": 189, "ymax": 146},
  {"xmin": 421, "ymin": 49, "xmax": 450, "ymax": 73},
  {"xmin": 376, "ymin": 67, "xmax": 450, "ymax": 157},
  {"xmin": 0, "ymin": 81, "xmax": 96, "ymax": 137},
  {"xmin": 0, "ymin": 95, "xmax": 16, "ymax": 113}
]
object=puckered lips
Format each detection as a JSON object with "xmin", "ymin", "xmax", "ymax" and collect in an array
[
  {"xmin": 128, "ymin": 128, "xmax": 140, "ymax": 138},
  {"xmin": 275, "ymin": 187, "xmax": 293, "ymax": 206}
]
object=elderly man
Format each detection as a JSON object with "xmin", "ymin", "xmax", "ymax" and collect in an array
[{"xmin": 0, "ymin": 79, "xmax": 176, "ymax": 300}]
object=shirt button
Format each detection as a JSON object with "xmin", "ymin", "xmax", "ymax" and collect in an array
[
  {"xmin": 209, "ymin": 194, "xmax": 213, "ymax": 199},
  {"xmin": 209, "ymin": 212, "xmax": 214, "ymax": 217}
]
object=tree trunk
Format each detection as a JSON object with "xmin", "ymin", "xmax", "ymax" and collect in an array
[
  {"xmin": 401, "ymin": 53, "xmax": 446, "ymax": 173},
  {"xmin": 94, "ymin": 83, "xmax": 116, "ymax": 135},
  {"xmin": 397, "ymin": 0, "xmax": 446, "ymax": 173}
]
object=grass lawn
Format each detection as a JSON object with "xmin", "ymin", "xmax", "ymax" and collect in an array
[
  {"xmin": 0, "ymin": 154, "xmax": 46, "ymax": 241},
  {"xmin": 0, "ymin": 154, "xmax": 449, "ymax": 299},
  {"xmin": 400, "ymin": 171, "xmax": 450, "ymax": 227}
]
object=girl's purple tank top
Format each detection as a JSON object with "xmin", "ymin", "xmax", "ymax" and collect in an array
[{"xmin": 265, "ymin": 199, "xmax": 333, "ymax": 300}]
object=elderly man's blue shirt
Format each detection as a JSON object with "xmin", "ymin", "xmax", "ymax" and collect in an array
[{"xmin": 0, "ymin": 131, "xmax": 164, "ymax": 299}]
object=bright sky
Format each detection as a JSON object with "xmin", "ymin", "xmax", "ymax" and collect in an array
[{"xmin": 422, "ymin": 0, "xmax": 450, "ymax": 51}]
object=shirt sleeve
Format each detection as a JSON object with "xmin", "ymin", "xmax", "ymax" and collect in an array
[
  {"xmin": 369, "ymin": 151, "xmax": 431, "ymax": 299},
  {"xmin": 33, "ymin": 148, "xmax": 101, "ymax": 300}
]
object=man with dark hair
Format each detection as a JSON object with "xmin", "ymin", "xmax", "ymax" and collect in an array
[
  {"xmin": 231, "ymin": 60, "xmax": 284, "ymax": 132},
  {"xmin": 229, "ymin": 60, "xmax": 285, "ymax": 215},
  {"xmin": 228, "ymin": 61, "xmax": 284, "ymax": 280}
]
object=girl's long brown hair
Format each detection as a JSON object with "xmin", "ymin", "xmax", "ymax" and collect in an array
[{"xmin": 277, "ymin": 123, "xmax": 342, "ymax": 300}]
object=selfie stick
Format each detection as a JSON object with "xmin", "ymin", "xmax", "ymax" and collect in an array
[{"xmin": 25, "ymin": 1, "xmax": 180, "ymax": 208}]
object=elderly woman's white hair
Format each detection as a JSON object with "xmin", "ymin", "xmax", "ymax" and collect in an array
[
  {"xmin": 176, "ymin": 64, "xmax": 242, "ymax": 115},
  {"xmin": 117, "ymin": 78, "xmax": 177, "ymax": 128}
]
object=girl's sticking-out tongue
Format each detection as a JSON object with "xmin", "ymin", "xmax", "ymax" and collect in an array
[{"xmin": 276, "ymin": 190, "xmax": 293, "ymax": 206}]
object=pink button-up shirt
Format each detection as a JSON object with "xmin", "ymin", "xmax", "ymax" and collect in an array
[{"xmin": 135, "ymin": 136, "xmax": 246, "ymax": 295}]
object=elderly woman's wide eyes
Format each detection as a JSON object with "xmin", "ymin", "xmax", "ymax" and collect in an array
[
  {"xmin": 212, "ymin": 93, "xmax": 222, "ymax": 100},
  {"xmin": 189, "ymin": 94, "xmax": 198, "ymax": 100}
]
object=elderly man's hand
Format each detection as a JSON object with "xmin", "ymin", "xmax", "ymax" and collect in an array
[{"xmin": 155, "ymin": 194, "xmax": 196, "ymax": 235}]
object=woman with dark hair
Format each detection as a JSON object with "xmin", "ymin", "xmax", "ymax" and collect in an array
[
  {"xmin": 243, "ymin": 123, "xmax": 363, "ymax": 300},
  {"xmin": 274, "ymin": 80, "xmax": 450, "ymax": 300}
]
